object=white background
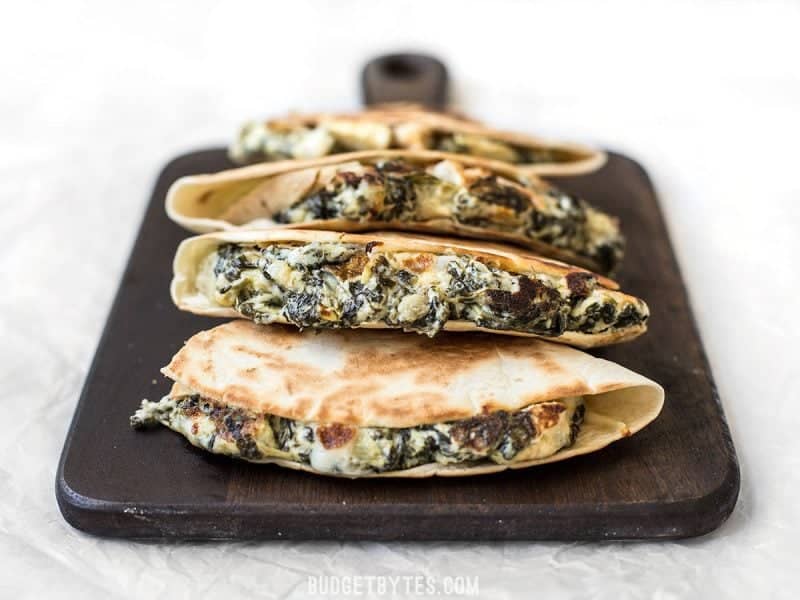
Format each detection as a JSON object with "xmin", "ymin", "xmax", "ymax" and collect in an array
[{"xmin": 1, "ymin": 0, "xmax": 798, "ymax": 597}]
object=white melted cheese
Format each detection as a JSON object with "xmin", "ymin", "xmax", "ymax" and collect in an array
[
  {"xmin": 265, "ymin": 259, "xmax": 296, "ymax": 288},
  {"xmin": 231, "ymin": 122, "xmax": 336, "ymax": 161},
  {"xmin": 508, "ymin": 397, "xmax": 581, "ymax": 462},
  {"xmin": 428, "ymin": 159, "xmax": 465, "ymax": 186},
  {"xmin": 396, "ymin": 293, "xmax": 430, "ymax": 323},
  {"xmin": 328, "ymin": 178, "xmax": 386, "ymax": 219},
  {"xmin": 322, "ymin": 119, "xmax": 392, "ymax": 150},
  {"xmin": 309, "ymin": 441, "xmax": 355, "ymax": 474},
  {"xmin": 292, "ymin": 127, "xmax": 336, "ymax": 159}
]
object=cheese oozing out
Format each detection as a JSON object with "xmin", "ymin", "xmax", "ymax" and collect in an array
[{"xmin": 131, "ymin": 393, "xmax": 585, "ymax": 476}]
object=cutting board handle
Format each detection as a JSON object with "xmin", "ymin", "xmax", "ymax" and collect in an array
[{"xmin": 361, "ymin": 53, "xmax": 448, "ymax": 109}]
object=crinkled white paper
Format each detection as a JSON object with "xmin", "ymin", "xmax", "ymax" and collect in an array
[{"xmin": 1, "ymin": 0, "xmax": 798, "ymax": 597}]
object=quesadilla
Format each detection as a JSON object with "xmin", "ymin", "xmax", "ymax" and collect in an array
[
  {"xmin": 171, "ymin": 230, "xmax": 648, "ymax": 348},
  {"xmin": 167, "ymin": 150, "xmax": 624, "ymax": 274},
  {"xmin": 130, "ymin": 321, "xmax": 663, "ymax": 478},
  {"xmin": 229, "ymin": 104, "xmax": 605, "ymax": 176}
]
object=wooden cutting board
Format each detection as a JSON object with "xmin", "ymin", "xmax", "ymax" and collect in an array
[{"xmin": 56, "ymin": 149, "xmax": 739, "ymax": 540}]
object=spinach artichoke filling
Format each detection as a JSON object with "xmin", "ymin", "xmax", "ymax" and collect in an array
[
  {"xmin": 199, "ymin": 242, "xmax": 647, "ymax": 337},
  {"xmin": 231, "ymin": 122, "xmax": 339, "ymax": 162},
  {"xmin": 272, "ymin": 159, "xmax": 622, "ymax": 273},
  {"xmin": 231, "ymin": 121, "xmax": 577, "ymax": 166},
  {"xmin": 131, "ymin": 394, "xmax": 585, "ymax": 474}
]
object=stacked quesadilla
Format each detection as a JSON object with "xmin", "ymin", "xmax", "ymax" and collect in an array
[
  {"xmin": 132, "ymin": 105, "xmax": 663, "ymax": 478},
  {"xmin": 228, "ymin": 103, "xmax": 606, "ymax": 175},
  {"xmin": 131, "ymin": 321, "xmax": 662, "ymax": 477},
  {"xmin": 166, "ymin": 151, "xmax": 623, "ymax": 274},
  {"xmin": 171, "ymin": 230, "xmax": 647, "ymax": 347}
]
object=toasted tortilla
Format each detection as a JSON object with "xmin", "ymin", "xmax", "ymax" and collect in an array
[
  {"xmin": 155, "ymin": 320, "xmax": 663, "ymax": 478},
  {"xmin": 166, "ymin": 150, "xmax": 619, "ymax": 273},
  {"xmin": 231, "ymin": 104, "xmax": 606, "ymax": 176},
  {"xmin": 171, "ymin": 229, "xmax": 647, "ymax": 348}
]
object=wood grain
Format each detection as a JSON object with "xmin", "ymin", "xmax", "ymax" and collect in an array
[{"xmin": 56, "ymin": 150, "xmax": 739, "ymax": 540}]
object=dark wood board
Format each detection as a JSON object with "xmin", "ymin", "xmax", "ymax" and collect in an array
[{"xmin": 56, "ymin": 149, "xmax": 739, "ymax": 540}]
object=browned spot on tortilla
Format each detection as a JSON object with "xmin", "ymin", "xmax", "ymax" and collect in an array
[
  {"xmin": 238, "ymin": 367, "xmax": 258, "ymax": 380},
  {"xmin": 525, "ymin": 381, "xmax": 588, "ymax": 404},
  {"xmin": 365, "ymin": 241, "xmax": 382, "ymax": 254},
  {"xmin": 316, "ymin": 386, "xmax": 456, "ymax": 425},
  {"xmin": 315, "ymin": 381, "xmax": 376, "ymax": 423},
  {"xmin": 230, "ymin": 344, "xmax": 323, "ymax": 382},
  {"xmin": 199, "ymin": 330, "xmax": 217, "ymax": 349},
  {"xmin": 591, "ymin": 381, "xmax": 628, "ymax": 395},
  {"xmin": 323, "ymin": 381, "xmax": 378, "ymax": 403},
  {"xmin": 345, "ymin": 334, "xmax": 499, "ymax": 386},
  {"xmin": 191, "ymin": 422, "xmax": 199, "ymax": 435},
  {"xmin": 222, "ymin": 385, "xmax": 256, "ymax": 407},
  {"xmin": 496, "ymin": 343, "xmax": 567, "ymax": 377},
  {"xmin": 474, "ymin": 400, "xmax": 509, "ymax": 415},
  {"xmin": 202, "ymin": 357, "xmax": 214, "ymax": 375},
  {"xmin": 167, "ymin": 353, "xmax": 186, "ymax": 373},
  {"xmin": 317, "ymin": 424, "xmax": 355, "ymax": 449},
  {"xmin": 287, "ymin": 395, "xmax": 313, "ymax": 417},
  {"xmin": 337, "ymin": 333, "xmax": 572, "ymax": 395}
]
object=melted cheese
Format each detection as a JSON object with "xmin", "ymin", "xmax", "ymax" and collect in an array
[
  {"xmin": 322, "ymin": 119, "xmax": 392, "ymax": 150},
  {"xmin": 230, "ymin": 122, "xmax": 336, "ymax": 162}
]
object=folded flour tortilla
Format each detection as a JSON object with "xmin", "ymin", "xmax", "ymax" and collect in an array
[
  {"xmin": 131, "ymin": 321, "xmax": 663, "ymax": 478},
  {"xmin": 229, "ymin": 104, "xmax": 606, "ymax": 176},
  {"xmin": 171, "ymin": 229, "xmax": 648, "ymax": 348},
  {"xmin": 167, "ymin": 150, "xmax": 623, "ymax": 274}
]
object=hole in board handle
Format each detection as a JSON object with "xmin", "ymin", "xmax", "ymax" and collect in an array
[{"xmin": 380, "ymin": 57, "xmax": 422, "ymax": 79}]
